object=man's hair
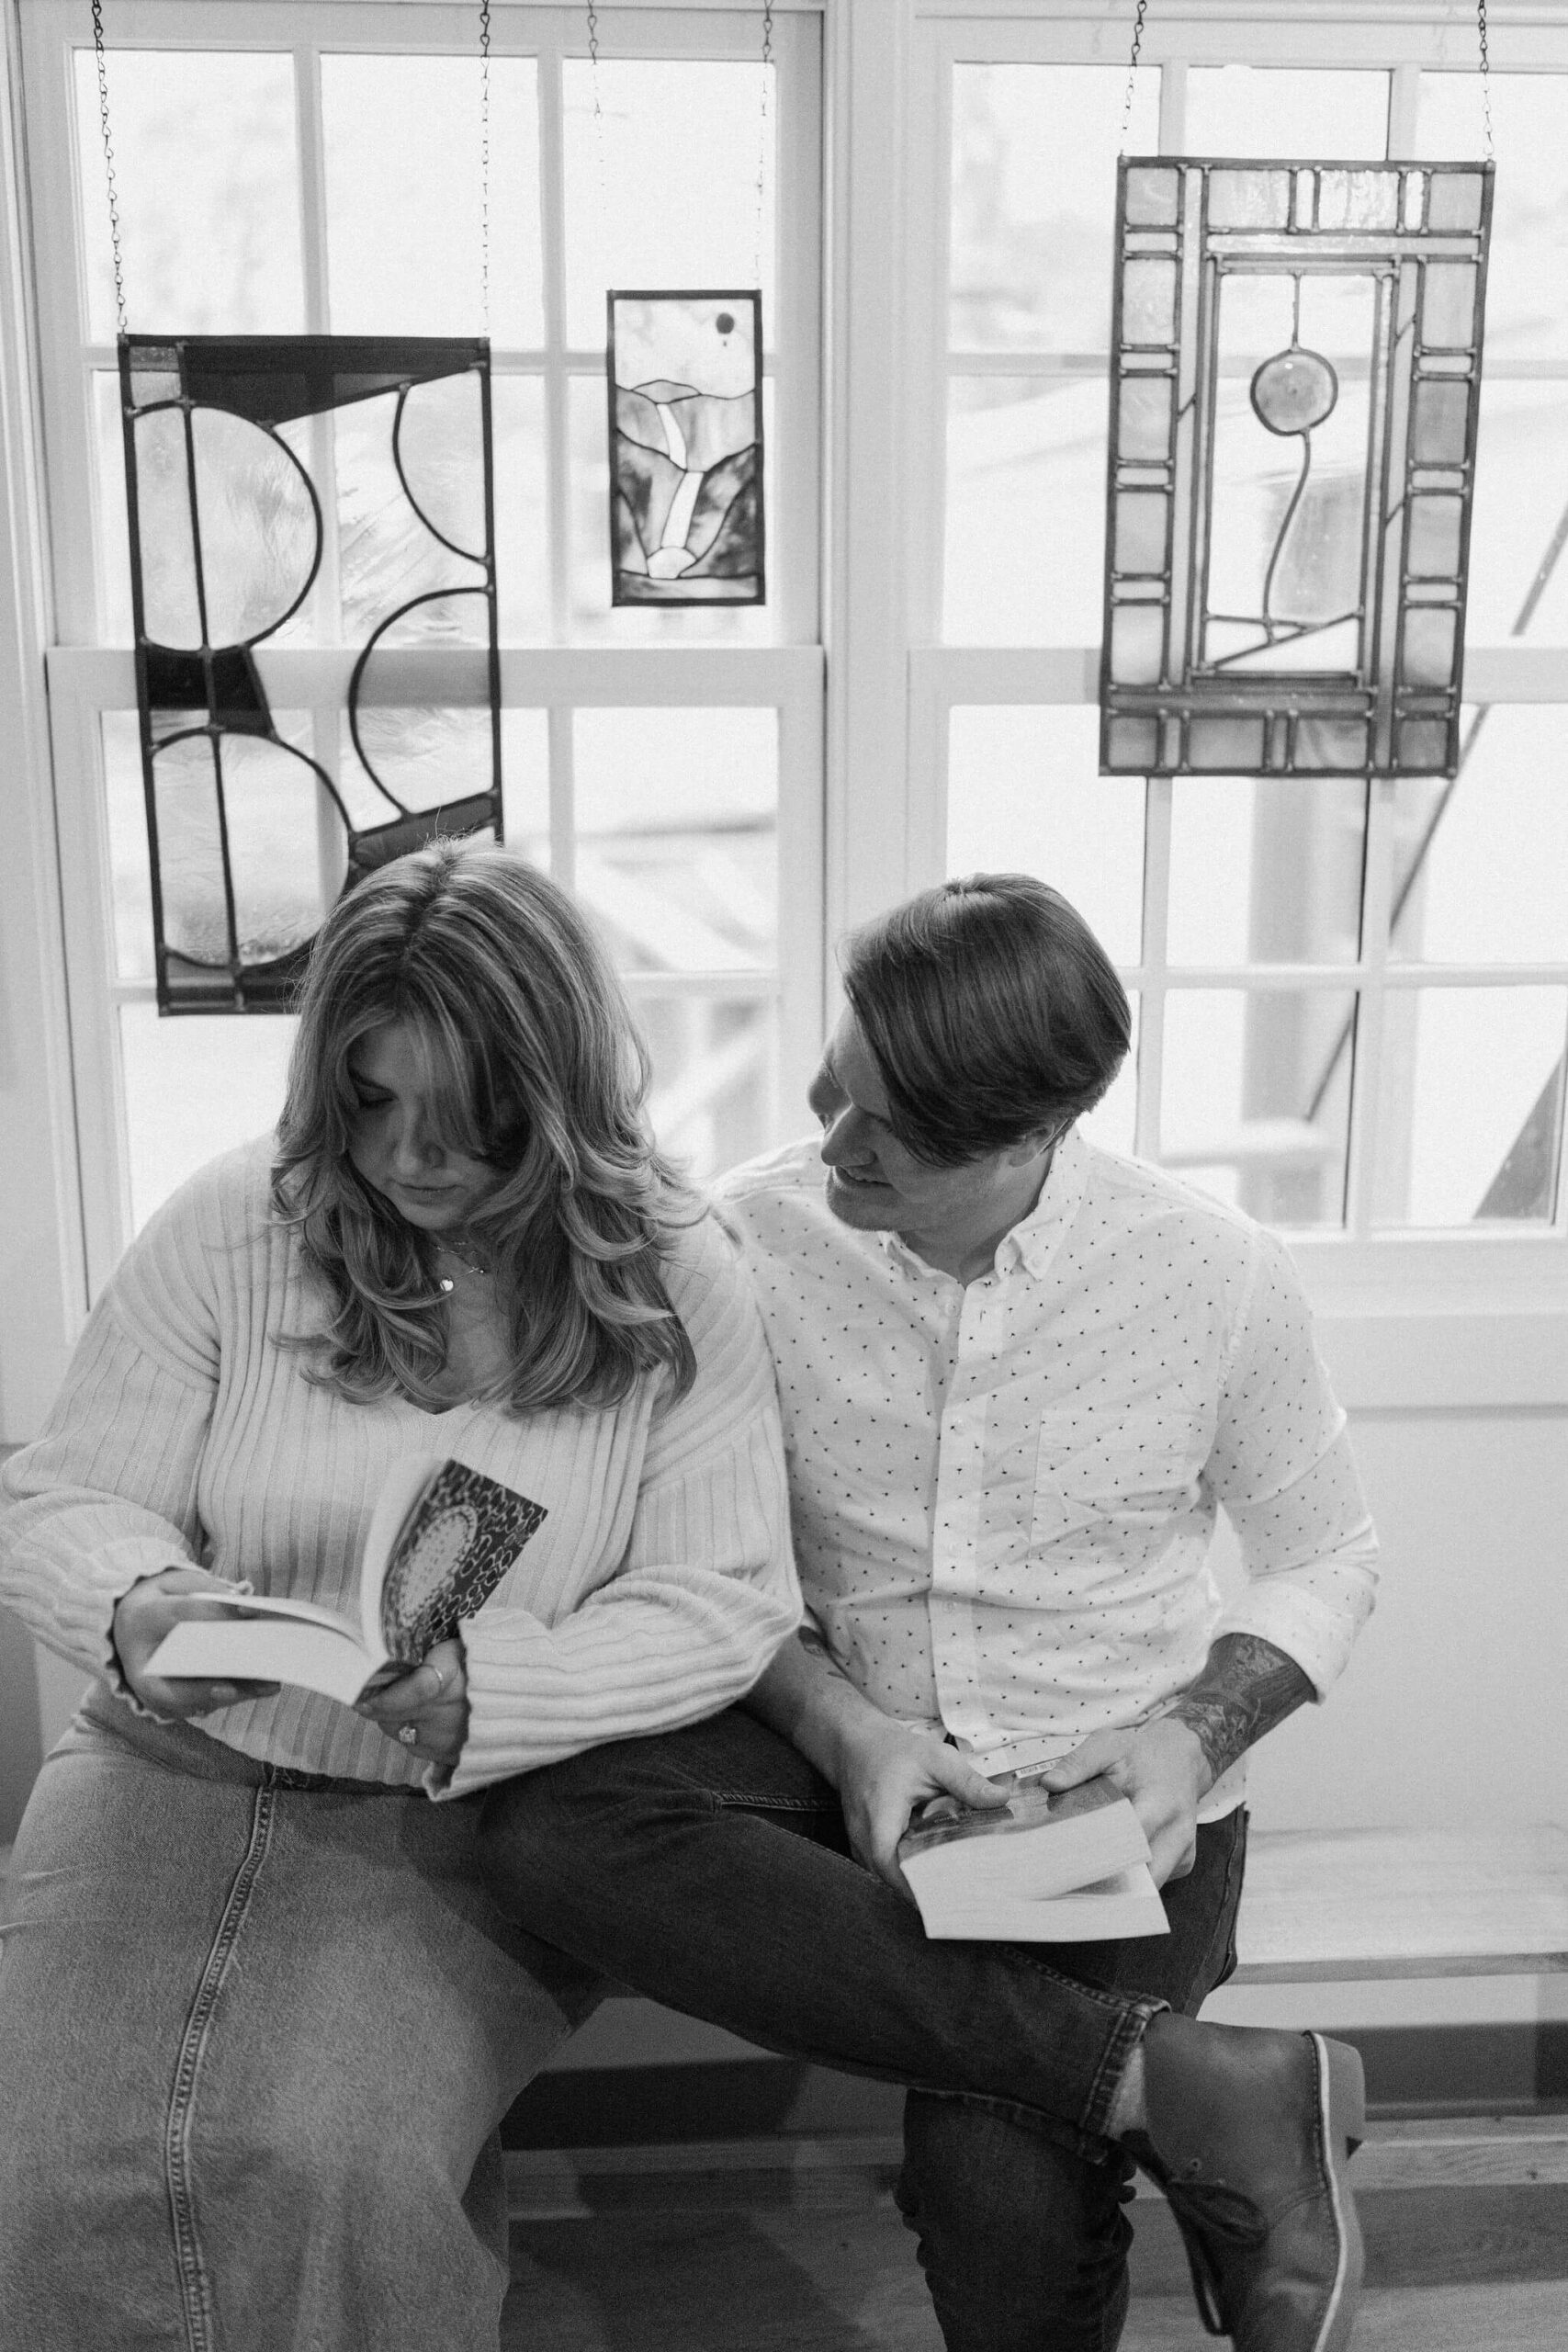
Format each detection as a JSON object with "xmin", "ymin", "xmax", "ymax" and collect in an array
[
  {"xmin": 271, "ymin": 840, "xmax": 697, "ymax": 1412},
  {"xmin": 840, "ymin": 874, "xmax": 1132, "ymax": 1168}
]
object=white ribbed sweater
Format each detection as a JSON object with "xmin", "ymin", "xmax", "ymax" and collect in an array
[{"xmin": 0, "ymin": 1141, "xmax": 801, "ymax": 1797}]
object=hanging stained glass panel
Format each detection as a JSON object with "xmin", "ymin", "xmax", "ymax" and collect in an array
[
  {"xmin": 607, "ymin": 291, "xmax": 765, "ymax": 605},
  {"xmin": 1100, "ymin": 162, "xmax": 1493, "ymax": 778},
  {"xmin": 119, "ymin": 334, "xmax": 502, "ymax": 1012}
]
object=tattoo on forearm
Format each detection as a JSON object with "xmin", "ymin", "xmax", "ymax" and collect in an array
[{"xmin": 1168, "ymin": 1634, "xmax": 1314, "ymax": 1785}]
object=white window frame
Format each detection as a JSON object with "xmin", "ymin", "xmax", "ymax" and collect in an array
[
  {"xmin": 824, "ymin": 1, "xmax": 1568, "ymax": 1402},
  {"xmin": 14, "ymin": 0, "xmax": 827, "ymax": 1310},
  {"xmin": 5, "ymin": 0, "xmax": 1568, "ymax": 1441}
]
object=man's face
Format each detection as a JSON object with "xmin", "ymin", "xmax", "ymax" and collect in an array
[{"xmin": 807, "ymin": 1008, "xmax": 1043, "ymax": 1262}]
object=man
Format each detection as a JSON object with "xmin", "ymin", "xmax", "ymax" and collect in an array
[{"xmin": 481, "ymin": 875, "xmax": 1377, "ymax": 2352}]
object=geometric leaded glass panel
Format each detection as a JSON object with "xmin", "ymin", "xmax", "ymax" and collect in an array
[
  {"xmin": 119, "ymin": 334, "xmax": 501, "ymax": 1011},
  {"xmin": 607, "ymin": 291, "xmax": 765, "ymax": 605},
  {"xmin": 1101, "ymin": 161, "xmax": 1493, "ymax": 778}
]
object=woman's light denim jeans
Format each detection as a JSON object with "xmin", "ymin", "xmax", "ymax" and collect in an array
[{"xmin": 0, "ymin": 1686, "xmax": 603, "ymax": 2352}]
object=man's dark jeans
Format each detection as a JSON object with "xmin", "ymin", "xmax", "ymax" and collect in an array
[{"xmin": 478, "ymin": 1708, "xmax": 1247, "ymax": 2352}]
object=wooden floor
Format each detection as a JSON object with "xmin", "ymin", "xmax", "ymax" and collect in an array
[{"xmin": 502, "ymin": 2191, "xmax": 1568, "ymax": 2352}]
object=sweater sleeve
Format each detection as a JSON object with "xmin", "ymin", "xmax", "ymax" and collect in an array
[
  {"xmin": 0, "ymin": 1161, "xmax": 231, "ymax": 1693},
  {"xmin": 448, "ymin": 1216, "xmax": 802, "ymax": 1795}
]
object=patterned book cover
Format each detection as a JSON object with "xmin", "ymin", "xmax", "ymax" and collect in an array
[{"xmin": 378, "ymin": 1460, "xmax": 547, "ymax": 1664}]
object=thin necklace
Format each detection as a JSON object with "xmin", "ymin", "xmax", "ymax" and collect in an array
[{"xmin": 434, "ymin": 1233, "xmax": 493, "ymax": 1293}]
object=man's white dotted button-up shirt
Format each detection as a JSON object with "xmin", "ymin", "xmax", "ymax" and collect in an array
[{"xmin": 716, "ymin": 1124, "xmax": 1377, "ymax": 1818}]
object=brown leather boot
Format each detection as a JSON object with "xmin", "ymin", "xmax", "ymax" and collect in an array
[{"xmin": 1122, "ymin": 2017, "xmax": 1365, "ymax": 2350}]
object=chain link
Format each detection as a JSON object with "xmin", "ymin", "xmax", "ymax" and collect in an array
[
  {"xmin": 479, "ymin": 0, "xmax": 491, "ymax": 333},
  {"xmin": 1477, "ymin": 0, "xmax": 1495, "ymax": 165},
  {"xmin": 90, "ymin": 0, "xmax": 126, "ymax": 336},
  {"xmin": 1120, "ymin": 0, "xmax": 1149, "ymax": 156},
  {"xmin": 754, "ymin": 1, "xmax": 773, "ymax": 287}
]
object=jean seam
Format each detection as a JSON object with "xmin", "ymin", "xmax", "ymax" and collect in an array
[{"xmin": 163, "ymin": 1782, "xmax": 276, "ymax": 2352}]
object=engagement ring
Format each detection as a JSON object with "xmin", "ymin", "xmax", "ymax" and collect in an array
[{"xmin": 397, "ymin": 1724, "xmax": 419, "ymax": 1747}]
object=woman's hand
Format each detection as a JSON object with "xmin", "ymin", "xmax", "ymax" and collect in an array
[
  {"xmin": 112, "ymin": 1566, "xmax": 281, "ymax": 1719},
  {"xmin": 355, "ymin": 1638, "xmax": 469, "ymax": 1770},
  {"xmin": 830, "ymin": 1717, "xmax": 1010, "ymax": 1898}
]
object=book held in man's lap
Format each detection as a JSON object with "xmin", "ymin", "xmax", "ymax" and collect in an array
[
  {"xmin": 146, "ymin": 1456, "xmax": 547, "ymax": 1705},
  {"xmin": 897, "ymin": 1774, "xmax": 1168, "ymax": 1940}
]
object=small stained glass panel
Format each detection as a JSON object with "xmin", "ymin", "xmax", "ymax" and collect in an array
[
  {"xmin": 608, "ymin": 293, "xmax": 764, "ymax": 606},
  {"xmin": 1101, "ymin": 159, "xmax": 1493, "ymax": 777},
  {"xmin": 1159, "ymin": 988, "xmax": 1356, "ymax": 1228},
  {"xmin": 1373, "ymin": 988, "xmax": 1568, "ymax": 1227}
]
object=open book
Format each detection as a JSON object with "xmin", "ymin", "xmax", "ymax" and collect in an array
[
  {"xmin": 897, "ymin": 1774, "xmax": 1168, "ymax": 1941},
  {"xmin": 145, "ymin": 1455, "xmax": 547, "ymax": 1706}
]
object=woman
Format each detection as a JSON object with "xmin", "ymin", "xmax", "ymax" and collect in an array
[{"xmin": 0, "ymin": 842, "xmax": 801, "ymax": 2352}]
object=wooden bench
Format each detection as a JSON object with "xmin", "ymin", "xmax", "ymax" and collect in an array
[{"xmin": 506, "ymin": 1824, "xmax": 1568, "ymax": 2217}]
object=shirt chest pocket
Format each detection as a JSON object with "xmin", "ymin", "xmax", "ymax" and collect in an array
[{"xmin": 1030, "ymin": 1409, "xmax": 1212, "ymax": 1553}]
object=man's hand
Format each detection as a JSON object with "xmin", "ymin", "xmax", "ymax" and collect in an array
[
  {"xmin": 355, "ymin": 1638, "xmax": 468, "ymax": 1770},
  {"xmin": 829, "ymin": 1716, "xmax": 1010, "ymax": 1898},
  {"xmin": 112, "ymin": 1567, "xmax": 281, "ymax": 1720},
  {"xmin": 1035, "ymin": 1717, "xmax": 1211, "ymax": 1888}
]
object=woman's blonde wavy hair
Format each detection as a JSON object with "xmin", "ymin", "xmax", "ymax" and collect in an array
[{"xmin": 272, "ymin": 841, "xmax": 698, "ymax": 1413}]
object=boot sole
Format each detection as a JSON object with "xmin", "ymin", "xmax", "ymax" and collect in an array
[{"xmin": 1310, "ymin": 2032, "xmax": 1367, "ymax": 2352}]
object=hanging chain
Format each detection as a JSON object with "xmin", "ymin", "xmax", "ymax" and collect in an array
[
  {"xmin": 586, "ymin": 0, "xmax": 608, "ymax": 261},
  {"xmin": 1477, "ymin": 0, "xmax": 1495, "ymax": 164},
  {"xmin": 753, "ymin": 0, "xmax": 773, "ymax": 288},
  {"xmin": 1119, "ymin": 0, "xmax": 1149, "ymax": 156},
  {"xmin": 90, "ymin": 0, "xmax": 126, "ymax": 336},
  {"xmin": 479, "ymin": 0, "xmax": 491, "ymax": 333}
]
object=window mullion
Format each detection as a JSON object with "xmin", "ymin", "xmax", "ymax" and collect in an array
[
  {"xmin": 536, "ymin": 36, "xmax": 572, "ymax": 651},
  {"xmin": 1343, "ymin": 774, "xmax": 1395, "ymax": 1238},
  {"xmin": 1157, "ymin": 56, "xmax": 1187, "ymax": 153},
  {"xmin": 1135, "ymin": 774, "xmax": 1171, "ymax": 1160}
]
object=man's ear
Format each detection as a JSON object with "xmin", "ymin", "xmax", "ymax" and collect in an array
[{"xmin": 1002, "ymin": 1117, "xmax": 1072, "ymax": 1170}]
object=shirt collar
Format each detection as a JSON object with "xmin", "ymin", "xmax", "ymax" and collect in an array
[
  {"xmin": 997, "ymin": 1122, "xmax": 1090, "ymax": 1280},
  {"xmin": 871, "ymin": 1122, "xmax": 1091, "ymax": 1284}
]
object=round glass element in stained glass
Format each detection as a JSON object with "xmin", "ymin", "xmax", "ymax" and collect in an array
[{"xmin": 1250, "ymin": 348, "xmax": 1338, "ymax": 436}]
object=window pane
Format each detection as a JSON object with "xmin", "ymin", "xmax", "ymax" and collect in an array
[
  {"xmin": 1416, "ymin": 74, "xmax": 1568, "ymax": 368},
  {"xmin": 120, "ymin": 1003, "xmax": 297, "ymax": 1233},
  {"xmin": 1184, "ymin": 70, "xmax": 1389, "ymax": 160},
  {"xmin": 1168, "ymin": 778, "xmax": 1365, "ymax": 967},
  {"xmin": 562, "ymin": 62, "xmax": 775, "ymax": 350},
  {"xmin": 500, "ymin": 708, "xmax": 550, "ymax": 870},
  {"xmin": 321, "ymin": 56, "xmax": 543, "ymax": 345},
  {"xmin": 568, "ymin": 376, "xmax": 774, "ymax": 643},
  {"xmin": 1159, "ymin": 988, "xmax": 1355, "ymax": 1227},
  {"xmin": 1392, "ymin": 708, "xmax": 1568, "ymax": 967},
  {"xmin": 1081, "ymin": 993, "xmax": 1139, "ymax": 1159},
  {"xmin": 949, "ymin": 65, "xmax": 1158, "ymax": 354},
  {"xmin": 946, "ymin": 707, "xmax": 1143, "ymax": 966},
  {"xmin": 944, "ymin": 379, "xmax": 1104, "ymax": 642},
  {"xmin": 74, "ymin": 51, "xmax": 303, "ymax": 338},
  {"xmin": 493, "ymin": 375, "xmax": 549, "ymax": 641},
  {"xmin": 1374, "ymin": 988, "xmax": 1568, "ymax": 1227},
  {"xmin": 571, "ymin": 707, "xmax": 777, "ymax": 974},
  {"xmin": 645, "ymin": 994, "xmax": 778, "ymax": 1182}
]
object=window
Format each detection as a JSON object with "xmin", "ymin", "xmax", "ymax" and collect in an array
[
  {"xmin": 23, "ymin": 0, "xmax": 823, "ymax": 1287},
  {"xmin": 902, "ymin": 10, "xmax": 1568, "ymax": 1297}
]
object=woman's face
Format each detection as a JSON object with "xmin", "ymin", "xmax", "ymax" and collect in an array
[{"xmin": 346, "ymin": 1019, "xmax": 505, "ymax": 1235}]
